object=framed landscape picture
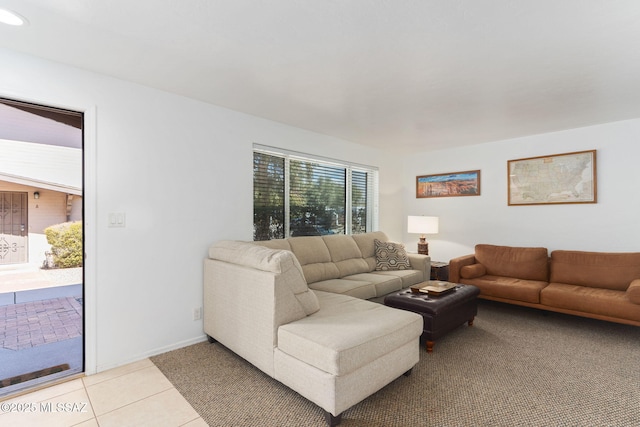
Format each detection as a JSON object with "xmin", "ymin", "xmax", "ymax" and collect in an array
[
  {"xmin": 416, "ymin": 170, "xmax": 481, "ymax": 198},
  {"xmin": 508, "ymin": 150, "xmax": 597, "ymax": 206}
]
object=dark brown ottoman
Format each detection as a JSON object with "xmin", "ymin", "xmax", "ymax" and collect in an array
[{"xmin": 384, "ymin": 283, "xmax": 480, "ymax": 353}]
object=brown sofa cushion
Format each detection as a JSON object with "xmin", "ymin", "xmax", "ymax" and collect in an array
[
  {"xmin": 461, "ymin": 276, "xmax": 547, "ymax": 304},
  {"xmin": 460, "ymin": 263, "xmax": 486, "ymax": 279},
  {"xmin": 474, "ymin": 244, "xmax": 549, "ymax": 282},
  {"xmin": 550, "ymin": 251, "xmax": 640, "ymax": 291},
  {"xmin": 541, "ymin": 283, "xmax": 640, "ymax": 322},
  {"xmin": 626, "ymin": 279, "xmax": 640, "ymax": 304}
]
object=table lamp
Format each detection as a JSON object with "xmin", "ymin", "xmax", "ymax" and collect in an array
[{"xmin": 407, "ymin": 216, "xmax": 439, "ymax": 255}]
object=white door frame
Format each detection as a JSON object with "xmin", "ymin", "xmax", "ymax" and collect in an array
[{"xmin": 0, "ymin": 92, "xmax": 97, "ymax": 376}]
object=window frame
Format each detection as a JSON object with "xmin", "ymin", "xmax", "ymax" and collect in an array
[{"xmin": 253, "ymin": 144, "xmax": 379, "ymax": 239}]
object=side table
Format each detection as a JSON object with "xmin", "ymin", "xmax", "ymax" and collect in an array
[{"xmin": 430, "ymin": 261, "xmax": 449, "ymax": 281}]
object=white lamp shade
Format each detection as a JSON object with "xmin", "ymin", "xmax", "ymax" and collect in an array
[{"xmin": 407, "ymin": 216, "xmax": 439, "ymax": 234}]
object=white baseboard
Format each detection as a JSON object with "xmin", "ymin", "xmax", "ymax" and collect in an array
[{"xmin": 94, "ymin": 335, "xmax": 208, "ymax": 374}]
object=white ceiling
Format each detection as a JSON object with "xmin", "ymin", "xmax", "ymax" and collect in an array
[{"xmin": 1, "ymin": 0, "xmax": 640, "ymax": 152}]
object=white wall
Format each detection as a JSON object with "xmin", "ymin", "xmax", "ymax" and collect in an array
[
  {"xmin": 0, "ymin": 48, "xmax": 391, "ymax": 372},
  {"xmin": 401, "ymin": 119, "xmax": 640, "ymax": 263}
]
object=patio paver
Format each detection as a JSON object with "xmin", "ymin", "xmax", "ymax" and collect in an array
[{"xmin": 0, "ymin": 296, "xmax": 83, "ymax": 351}]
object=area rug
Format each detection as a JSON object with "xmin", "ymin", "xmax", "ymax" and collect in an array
[{"xmin": 151, "ymin": 300, "xmax": 640, "ymax": 426}]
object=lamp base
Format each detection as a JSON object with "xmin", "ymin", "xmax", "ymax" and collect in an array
[{"xmin": 417, "ymin": 238, "xmax": 429, "ymax": 255}]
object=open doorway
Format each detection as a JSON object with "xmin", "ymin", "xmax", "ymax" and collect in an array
[{"xmin": 0, "ymin": 98, "xmax": 83, "ymax": 396}]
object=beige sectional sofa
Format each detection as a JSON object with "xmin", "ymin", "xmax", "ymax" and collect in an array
[
  {"xmin": 449, "ymin": 244, "xmax": 640, "ymax": 326},
  {"xmin": 204, "ymin": 232, "xmax": 429, "ymax": 426},
  {"xmin": 255, "ymin": 231, "xmax": 430, "ymax": 299}
]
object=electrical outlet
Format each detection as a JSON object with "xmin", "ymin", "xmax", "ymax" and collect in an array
[{"xmin": 192, "ymin": 307, "xmax": 202, "ymax": 321}]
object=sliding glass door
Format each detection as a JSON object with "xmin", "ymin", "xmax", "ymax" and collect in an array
[{"xmin": 0, "ymin": 98, "xmax": 84, "ymax": 396}]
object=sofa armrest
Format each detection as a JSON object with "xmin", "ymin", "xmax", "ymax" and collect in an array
[
  {"xmin": 407, "ymin": 253, "xmax": 430, "ymax": 282},
  {"xmin": 460, "ymin": 263, "xmax": 487, "ymax": 279},
  {"xmin": 627, "ymin": 279, "xmax": 640, "ymax": 304},
  {"xmin": 449, "ymin": 254, "xmax": 477, "ymax": 283}
]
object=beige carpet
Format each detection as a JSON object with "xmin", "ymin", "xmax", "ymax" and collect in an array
[{"xmin": 151, "ymin": 300, "xmax": 640, "ymax": 426}]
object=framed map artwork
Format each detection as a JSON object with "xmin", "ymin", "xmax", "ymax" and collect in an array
[
  {"xmin": 416, "ymin": 170, "xmax": 480, "ymax": 198},
  {"xmin": 508, "ymin": 150, "xmax": 597, "ymax": 205}
]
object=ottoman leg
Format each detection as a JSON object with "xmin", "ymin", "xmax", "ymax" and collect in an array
[
  {"xmin": 468, "ymin": 316, "xmax": 475, "ymax": 326},
  {"xmin": 426, "ymin": 340, "xmax": 434, "ymax": 353}
]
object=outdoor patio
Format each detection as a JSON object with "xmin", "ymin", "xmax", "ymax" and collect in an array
[{"xmin": 0, "ymin": 267, "xmax": 83, "ymax": 394}]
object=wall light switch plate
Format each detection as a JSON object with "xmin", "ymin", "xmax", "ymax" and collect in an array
[{"xmin": 108, "ymin": 212, "xmax": 126, "ymax": 228}]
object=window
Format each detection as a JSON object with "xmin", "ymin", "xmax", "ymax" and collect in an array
[{"xmin": 253, "ymin": 145, "xmax": 378, "ymax": 240}]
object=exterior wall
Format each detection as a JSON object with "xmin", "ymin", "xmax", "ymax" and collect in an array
[
  {"xmin": 69, "ymin": 196, "xmax": 83, "ymax": 222},
  {"xmin": 0, "ymin": 180, "xmax": 81, "ymax": 266},
  {"xmin": 0, "ymin": 181, "xmax": 68, "ymax": 233}
]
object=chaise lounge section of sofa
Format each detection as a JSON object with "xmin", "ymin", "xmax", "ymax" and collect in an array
[
  {"xmin": 204, "ymin": 234, "xmax": 426, "ymax": 426},
  {"xmin": 449, "ymin": 244, "xmax": 640, "ymax": 326}
]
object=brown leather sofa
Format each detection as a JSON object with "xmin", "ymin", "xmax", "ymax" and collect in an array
[{"xmin": 449, "ymin": 244, "xmax": 640, "ymax": 326}]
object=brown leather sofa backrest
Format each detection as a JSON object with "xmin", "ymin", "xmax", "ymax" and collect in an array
[
  {"xmin": 475, "ymin": 244, "xmax": 549, "ymax": 281},
  {"xmin": 550, "ymin": 250, "xmax": 640, "ymax": 291}
]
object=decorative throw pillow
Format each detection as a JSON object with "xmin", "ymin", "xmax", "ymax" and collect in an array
[{"xmin": 374, "ymin": 239, "xmax": 411, "ymax": 271}]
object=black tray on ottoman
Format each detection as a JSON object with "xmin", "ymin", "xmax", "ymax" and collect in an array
[{"xmin": 384, "ymin": 282, "xmax": 480, "ymax": 353}]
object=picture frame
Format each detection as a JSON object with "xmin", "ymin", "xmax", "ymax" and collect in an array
[
  {"xmin": 416, "ymin": 170, "xmax": 481, "ymax": 198},
  {"xmin": 507, "ymin": 150, "xmax": 597, "ymax": 206}
]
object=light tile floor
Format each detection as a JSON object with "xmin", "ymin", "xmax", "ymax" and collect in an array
[{"xmin": 0, "ymin": 358, "xmax": 207, "ymax": 426}]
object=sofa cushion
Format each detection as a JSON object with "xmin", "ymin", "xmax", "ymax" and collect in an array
[
  {"xmin": 542, "ymin": 283, "xmax": 640, "ymax": 322},
  {"xmin": 308, "ymin": 278, "xmax": 377, "ymax": 300},
  {"xmin": 344, "ymin": 273, "xmax": 403, "ymax": 297},
  {"xmin": 288, "ymin": 236, "xmax": 340, "ymax": 284},
  {"xmin": 374, "ymin": 269, "xmax": 425, "ymax": 287},
  {"xmin": 254, "ymin": 239, "xmax": 292, "ymax": 251},
  {"xmin": 209, "ymin": 240, "xmax": 292, "ymax": 273},
  {"xmin": 475, "ymin": 244, "xmax": 549, "ymax": 282},
  {"xmin": 460, "ymin": 263, "xmax": 486, "ymax": 279},
  {"xmin": 277, "ymin": 291, "xmax": 423, "ymax": 376},
  {"xmin": 209, "ymin": 241, "xmax": 320, "ymax": 315},
  {"xmin": 322, "ymin": 235, "xmax": 370, "ymax": 277},
  {"xmin": 352, "ymin": 231, "xmax": 390, "ymax": 270},
  {"xmin": 374, "ymin": 239, "xmax": 411, "ymax": 271},
  {"xmin": 550, "ymin": 250, "xmax": 640, "ymax": 291},
  {"xmin": 627, "ymin": 280, "xmax": 640, "ymax": 304},
  {"xmin": 460, "ymin": 275, "xmax": 547, "ymax": 304}
]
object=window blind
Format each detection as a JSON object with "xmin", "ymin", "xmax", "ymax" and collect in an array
[{"xmin": 253, "ymin": 145, "xmax": 378, "ymax": 240}]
